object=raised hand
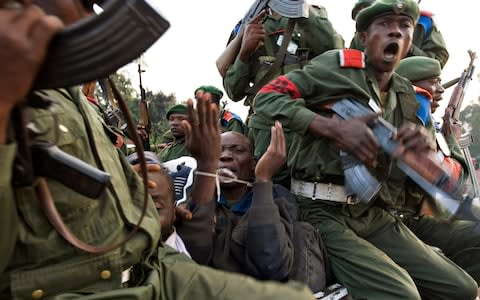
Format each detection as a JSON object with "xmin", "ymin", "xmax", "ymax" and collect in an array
[
  {"xmin": 183, "ymin": 93, "xmax": 220, "ymax": 205},
  {"xmin": 183, "ymin": 94, "xmax": 221, "ymax": 171},
  {"xmin": 442, "ymin": 107, "xmax": 462, "ymax": 139},
  {"xmin": 255, "ymin": 121, "xmax": 286, "ymax": 182},
  {"xmin": 239, "ymin": 10, "xmax": 266, "ymax": 63},
  {"xmin": 0, "ymin": 3, "xmax": 63, "ymax": 143}
]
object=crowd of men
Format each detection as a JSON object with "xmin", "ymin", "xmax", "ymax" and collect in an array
[{"xmin": 2, "ymin": 0, "xmax": 480, "ymax": 299}]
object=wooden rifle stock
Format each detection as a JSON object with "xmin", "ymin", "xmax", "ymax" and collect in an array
[
  {"xmin": 401, "ymin": 150, "xmax": 459, "ymax": 195},
  {"xmin": 445, "ymin": 50, "xmax": 476, "ymax": 122},
  {"xmin": 447, "ymin": 86, "xmax": 465, "ymax": 122},
  {"xmin": 332, "ymin": 99, "xmax": 464, "ymax": 201}
]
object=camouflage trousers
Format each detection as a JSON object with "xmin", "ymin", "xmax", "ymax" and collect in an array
[
  {"xmin": 296, "ymin": 198, "xmax": 478, "ymax": 300},
  {"xmin": 403, "ymin": 214, "xmax": 480, "ymax": 284}
]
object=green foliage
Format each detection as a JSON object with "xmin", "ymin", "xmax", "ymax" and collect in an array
[{"xmin": 145, "ymin": 90, "xmax": 177, "ymax": 145}]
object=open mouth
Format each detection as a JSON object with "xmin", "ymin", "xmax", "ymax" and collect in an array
[{"xmin": 384, "ymin": 43, "xmax": 399, "ymax": 61}]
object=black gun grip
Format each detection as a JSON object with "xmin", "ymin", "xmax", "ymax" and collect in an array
[{"xmin": 32, "ymin": 143, "xmax": 110, "ymax": 198}]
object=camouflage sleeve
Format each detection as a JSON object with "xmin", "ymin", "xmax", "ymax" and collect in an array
[
  {"xmin": 252, "ymin": 53, "xmax": 340, "ymax": 134},
  {"xmin": 411, "ymin": 20, "xmax": 449, "ymax": 68},
  {"xmin": 300, "ymin": 5, "xmax": 345, "ymax": 57},
  {"xmin": 0, "ymin": 143, "xmax": 18, "ymax": 273},
  {"xmin": 223, "ymin": 56, "xmax": 253, "ymax": 102},
  {"xmin": 253, "ymin": 74, "xmax": 316, "ymax": 135}
]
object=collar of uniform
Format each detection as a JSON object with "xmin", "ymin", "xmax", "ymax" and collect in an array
[{"xmin": 364, "ymin": 67, "xmax": 414, "ymax": 101}]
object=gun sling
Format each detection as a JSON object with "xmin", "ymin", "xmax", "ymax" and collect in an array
[{"xmin": 246, "ymin": 18, "xmax": 296, "ymax": 96}]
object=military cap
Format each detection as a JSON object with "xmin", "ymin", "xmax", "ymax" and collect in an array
[
  {"xmin": 352, "ymin": 0, "xmax": 374, "ymax": 20},
  {"xmin": 396, "ymin": 56, "xmax": 441, "ymax": 82},
  {"xmin": 127, "ymin": 151, "xmax": 161, "ymax": 166},
  {"xmin": 166, "ymin": 104, "xmax": 187, "ymax": 119},
  {"xmin": 356, "ymin": 0, "xmax": 420, "ymax": 31},
  {"xmin": 194, "ymin": 85, "xmax": 224, "ymax": 103}
]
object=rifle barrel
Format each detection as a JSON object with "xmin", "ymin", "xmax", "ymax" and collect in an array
[{"xmin": 442, "ymin": 77, "xmax": 460, "ymax": 89}]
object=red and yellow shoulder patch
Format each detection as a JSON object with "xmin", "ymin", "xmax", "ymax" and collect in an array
[
  {"xmin": 420, "ymin": 10, "xmax": 433, "ymax": 17},
  {"xmin": 339, "ymin": 49, "xmax": 365, "ymax": 69}
]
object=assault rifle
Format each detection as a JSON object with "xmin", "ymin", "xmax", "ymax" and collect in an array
[
  {"xmin": 215, "ymin": 0, "xmax": 308, "ymax": 77},
  {"xmin": 445, "ymin": 50, "xmax": 476, "ymax": 123},
  {"xmin": 137, "ymin": 63, "xmax": 151, "ymax": 151},
  {"xmin": 444, "ymin": 50, "xmax": 479, "ymax": 198},
  {"xmin": 33, "ymin": 0, "xmax": 170, "ymax": 89},
  {"xmin": 332, "ymin": 99, "xmax": 479, "ymax": 221}
]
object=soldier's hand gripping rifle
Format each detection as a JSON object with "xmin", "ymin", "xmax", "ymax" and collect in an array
[
  {"xmin": 332, "ymin": 99, "xmax": 478, "ymax": 221},
  {"xmin": 215, "ymin": 0, "xmax": 309, "ymax": 78},
  {"xmin": 13, "ymin": 0, "xmax": 170, "ymax": 253}
]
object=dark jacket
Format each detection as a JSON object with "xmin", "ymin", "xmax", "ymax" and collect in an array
[{"xmin": 177, "ymin": 181, "xmax": 296, "ymax": 281}]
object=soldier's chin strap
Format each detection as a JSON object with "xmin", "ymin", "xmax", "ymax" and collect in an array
[{"xmin": 35, "ymin": 78, "xmax": 151, "ymax": 254}]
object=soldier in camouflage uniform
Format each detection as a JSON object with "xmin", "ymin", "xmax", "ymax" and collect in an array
[
  {"xmin": 0, "ymin": 1, "xmax": 316, "ymax": 299},
  {"xmin": 396, "ymin": 56, "xmax": 480, "ymax": 286},
  {"xmin": 349, "ymin": 0, "xmax": 450, "ymax": 68},
  {"xmin": 223, "ymin": 4, "xmax": 345, "ymax": 188},
  {"xmin": 158, "ymin": 104, "xmax": 190, "ymax": 162},
  {"xmin": 194, "ymin": 85, "xmax": 246, "ymax": 135},
  {"xmin": 252, "ymin": 0, "xmax": 477, "ymax": 299}
]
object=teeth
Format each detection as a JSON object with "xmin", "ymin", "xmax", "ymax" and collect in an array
[
  {"xmin": 217, "ymin": 168, "xmax": 235, "ymax": 178},
  {"xmin": 385, "ymin": 53, "xmax": 395, "ymax": 59},
  {"xmin": 217, "ymin": 168, "xmax": 237, "ymax": 184}
]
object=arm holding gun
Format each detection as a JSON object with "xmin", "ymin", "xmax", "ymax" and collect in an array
[
  {"xmin": 0, "ymin": 2, "xmax": 64, "ymax": 274},
  {"xmin": 333, "ymin": 99, "xmax": 476, "ymax": 220},
  {"xmin": 216, "ymin": 0, "xmax": 308, "ymax": 78}
]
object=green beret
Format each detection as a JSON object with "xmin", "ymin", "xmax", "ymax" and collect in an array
[
  {"xmin": 356, "ymin": 0, "xmax": 420, "ymax": 31},
  {"xmin": 166, "ymin": 104, "xmax": 187, "ymax": 119},
  {"xmin": 396, "ymin": 56, "xmax": 442, "ymax": 82},
  {"xmin": 194, "ymin": 85, "xmax": 224, "ymax": 103},
  {"xmin": 352, "ymin": 0, "xmax": 374, "ymax": 20}
]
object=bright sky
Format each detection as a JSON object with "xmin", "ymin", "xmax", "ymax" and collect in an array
[{"xmin": 121, "ymin": 0, "xmax": 480, "ymax": 121}]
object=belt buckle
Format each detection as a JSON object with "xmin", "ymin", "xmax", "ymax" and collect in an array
[
  {"xmin": 312, "ymin": 182, "xmax": 317, "ymax": 200},
  {"xmin": 346, "ymin": 195, "xmax": 360, "ymax": 205}
]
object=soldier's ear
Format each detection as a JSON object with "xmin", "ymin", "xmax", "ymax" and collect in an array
[{"xmin": 359, "ymin": 32, "xmax": 368, "ymax": 49}]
